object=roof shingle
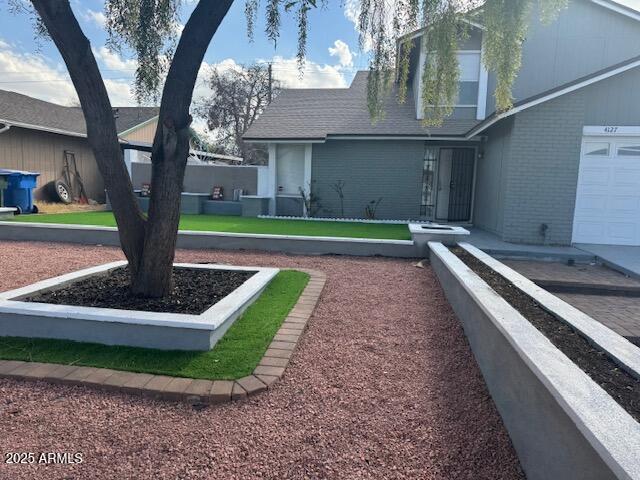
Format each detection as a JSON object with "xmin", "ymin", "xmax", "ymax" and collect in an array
[
  {"xmin": 0, "ymin": 89, "xmax": 158, "ymax": 137},
  {"xmin": 243, "ymin": 71, "xmax": 479, "ymax": 140}
]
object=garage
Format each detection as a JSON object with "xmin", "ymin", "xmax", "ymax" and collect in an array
[{"xmin": 573, "ymin": 128, "xmax": 640, "ymax": 246}]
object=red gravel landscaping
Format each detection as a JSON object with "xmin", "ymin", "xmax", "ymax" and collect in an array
[{"xmin": 0, "ymin": 241, "xmax": 524, "ymax": 479}]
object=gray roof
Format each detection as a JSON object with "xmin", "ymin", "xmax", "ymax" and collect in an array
[
  {"xmin": 243, "ymin": 71, "xmax": 479, "ymax": 141},
  {"xmin": 0, "ymin": 89, "xmax": 158, "ymax": 137}
]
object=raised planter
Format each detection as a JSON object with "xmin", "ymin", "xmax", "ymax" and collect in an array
[
  {"xmin": 409, "ymin": 223, "xmax": 469, "ymax": 254},
  {"xmin": 202, "ymin": 199, "xmax": 242, "ymax": 216},
  {"xmin": 429, "ymin": 241, "xmax": 640, "ymax": 480},
  {"xmin": 0, "ymin": 261, "xmax": 278, "ymax": 351},
  {"xmin": 0, "ymin": 221, "xmax": 418, "ymax": 257}
]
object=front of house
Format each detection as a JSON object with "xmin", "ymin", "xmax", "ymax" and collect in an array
[{"xmin": 244, "ymin": 0, "xmax": 640, "ymax": 247}]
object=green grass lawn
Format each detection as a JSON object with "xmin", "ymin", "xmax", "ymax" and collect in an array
[
  {"xmin": 0, "ymin": 270, "xmax": 309, "ymax": 380},
  {"xmin": 9, "ymin": 211, "xmax": 411, "ymax": 240}
]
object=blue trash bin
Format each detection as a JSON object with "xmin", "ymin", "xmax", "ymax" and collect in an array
[{"xmin": 0, "ymin": 169, "xmax": 40, "ymax": 214}]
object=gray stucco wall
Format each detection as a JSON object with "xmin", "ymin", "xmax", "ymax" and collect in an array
[
  {"xmin": 486, "ymin": 0, "xmax": 640, "ymax": 115},
  {"xmin": 131, "ymin": 162, "xmax": 259, "ymax": 201}
]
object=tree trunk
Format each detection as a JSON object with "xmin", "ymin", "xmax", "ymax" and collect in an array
[
  {"xmin": 31, "ymin": 0, "xmax": 146, "ymax": 276},
  {"xmin": 33, "ymin": 0, "xmax": 234, "ymax": 298},
  {"xmin": 130, "ymin": 119, "xmax": 191, "ymax": 297},
  {"xmin": 130, "ymin": 0, "xmax": 235, "ymax": 297}
]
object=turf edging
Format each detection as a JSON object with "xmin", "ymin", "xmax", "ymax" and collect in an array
[{"xmin": 0, "ymin": 268, "xmax": 326, "ymax": 403}]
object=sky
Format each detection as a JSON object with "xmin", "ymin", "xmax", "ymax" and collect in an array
[
  {"xmin": 2, "ymin": 0, "xmax": 639, "ymax": 109},
  {"xmin": 0, "ymin": 0, "xmax": 369, "ymax": 109}
]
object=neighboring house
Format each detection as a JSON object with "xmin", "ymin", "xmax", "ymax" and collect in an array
[
  {"xmin": 0, "ymin": 89, "xmax": 158, "ymax": 202},
  {"xmin": 244, "ymin": 0, "xmax": 640, "ymax": 247}
]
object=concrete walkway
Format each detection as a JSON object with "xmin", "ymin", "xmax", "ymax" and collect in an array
[
  {"xmin": 466, "ymin": 229, "xmax": 595, "ymax": 262},
  {"xmin": 576, "ymin": 244, "xmax": 640, "ymax": 280}
]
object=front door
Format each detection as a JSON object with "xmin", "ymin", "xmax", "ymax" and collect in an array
[{"xmin": 436, "ymin": 148, "xmax": 475, "ymax": 222}]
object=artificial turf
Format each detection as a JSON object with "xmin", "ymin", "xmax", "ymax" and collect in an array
[
  {"xmin": 8, "ymin": 211, "xmax": 411, "ymax": 240},
  {"xmin": 0, "ymin": 270, "xmax": 309, "ymax": 380}
]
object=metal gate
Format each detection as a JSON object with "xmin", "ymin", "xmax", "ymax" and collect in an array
[{"xmin": 446, "ymin": 148, "xmax": 475, "ymax": 222}]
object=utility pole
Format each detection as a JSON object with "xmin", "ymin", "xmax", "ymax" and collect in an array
[{"xmin": 267, "ymin": 62, "xmax": 273, "ymax": 104}]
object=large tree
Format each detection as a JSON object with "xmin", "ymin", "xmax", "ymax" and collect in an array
[
  {"xmin": 197, "ymin": 63, "xmax": 279, "ymax": 163},
  {"xmin": 7, "ymin": 0, "xmax": 568, "ymax": 298}
]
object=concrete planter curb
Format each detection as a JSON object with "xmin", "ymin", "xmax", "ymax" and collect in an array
[
  {"xmin": 0, "ymin": 262, "xmax": 279, "ymax": 351},
  {"xmin": 0, "ymin": 269, "xmax": 326, "ymax": 405},
  {"xmin": 0, "ymin": 221, "xmax": 418, "ymax": 258},
  {"xmin": 429, "ymin": 242, "xmax": 640, "ymax": 480}
]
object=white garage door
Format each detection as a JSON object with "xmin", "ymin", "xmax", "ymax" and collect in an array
[{"xmin": 573, "ymin": 135, "xmax": 640, "ymax": 245}]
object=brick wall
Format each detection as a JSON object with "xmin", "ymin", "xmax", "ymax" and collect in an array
[
  {"xmin": 501, "ymin": 91, "xmax": 586, "ymax": 245},
  {"xmin": 311, "ymin": 140, "xmax": 425, "ymax": 219}
]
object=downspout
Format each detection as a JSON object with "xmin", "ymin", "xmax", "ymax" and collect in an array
[{"xmin": 0, "ymin": 123, "xmax": 10, "ymax": 134}]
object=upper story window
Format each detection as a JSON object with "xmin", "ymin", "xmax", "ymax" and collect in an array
[
  {"xmin": 457, "ymin": 52, "xmax": 481, "ymax": 107},
  {"xmin": 420, "ymin": 51, "xmax": 482, "ymax": 109}
]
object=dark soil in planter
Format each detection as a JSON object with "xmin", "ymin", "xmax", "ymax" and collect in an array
[
  {"xmin": 24, "ymin": 267, "xmax": 256, "ymax": 315},
  {"xmin": 452, "ymin": 247, "xmax": 640, "ymax": 423}
]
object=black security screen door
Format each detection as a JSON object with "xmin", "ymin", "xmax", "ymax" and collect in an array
[{"xmin": 447, "ymin": 148, "xmax": 475, "ymax": 222}]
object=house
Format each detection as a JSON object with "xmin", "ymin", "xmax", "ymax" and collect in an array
[
  {"xmin": 0, "ymin": 89, "xmax": 158, "ymax": 202},
  {"xmin": 244, "ymin": 0, "xmax": 640, "ymax": 247}
]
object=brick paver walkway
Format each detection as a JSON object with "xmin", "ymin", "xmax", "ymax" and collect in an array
[
  {"xmin": 506, "ymin": 260, "xmax": 640, "ymax": 342},
  {"xmin": 504, "ymin": 260, "xmax": 640, "ymax": 288},
  {"xmin": 556, "ymin": 294, "xmax": 640, "ymax": 341}
]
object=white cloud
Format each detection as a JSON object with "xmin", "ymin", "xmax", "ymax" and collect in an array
[
  {"xmin": 343, "ymin": 0, "xmax": 395, "ymax": 52},
  {"xmin": 84, "ymin": 9, "xmax": 107, "ymax": 28},
  {"xmin": 0, "ymin": 39, "xmax": 135, "ymax": 106},
  {"xmin": 93, "ymin": 46, "xmax": 137, "ymax": 72},
  {"xmin": 344, "ymin": 0, "xmax": 370, "ymax": 50},
  {"xmin": 270, "ymin": 56, "xmax": 348, "ymax": 88},
  {"xmin": 328, "ymin": 39, "xmax": 354, "ymax": 68}
]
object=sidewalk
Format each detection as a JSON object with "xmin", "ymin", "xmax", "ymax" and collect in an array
[
  {"xmin": 575, "ymin": 244, "xmax": 640, "ymax": 280},
  {"xmin": 466, "ymin": 229, "xmax": 595, "ymax": 262}
]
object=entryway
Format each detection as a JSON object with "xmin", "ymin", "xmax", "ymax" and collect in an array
[{"xmin": 435, "ymin": 148, "xmax": 475, "ymax": 222}]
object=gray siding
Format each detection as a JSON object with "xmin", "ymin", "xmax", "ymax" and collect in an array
[
  {"xmin": 473, "ymin": 117, "xmax": 513, "ymax": 236},
  {"xmin": 486, "ymin": 0, "xmax": 640, "ymax": 115},
  {"xmin": 0, "ymin": 126, "xmax": 105, "ymax": 202},
  {"xmin": 583, "ymin": 67, "xmax": 640, "ymax": 124},
  {"xmin": 312, "ymin": 140, "xmax": 425, "ymax": 219}
]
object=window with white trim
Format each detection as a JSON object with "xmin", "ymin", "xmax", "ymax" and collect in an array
[{"xmin": 456, "ymin": 52, "xmax": 480, "ymax": 107}]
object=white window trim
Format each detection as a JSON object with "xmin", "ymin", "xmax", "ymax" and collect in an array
[
  {"xmin": 476, "ymin": 43, "xmax": 489, "ymax": 120},
  {"xmin": 303, "ymin": 144, "xmax": 312, "ymax": 216},
  {"xmin": 268, "ymin": 144, "xmax": 277, "ymax": 215}
]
